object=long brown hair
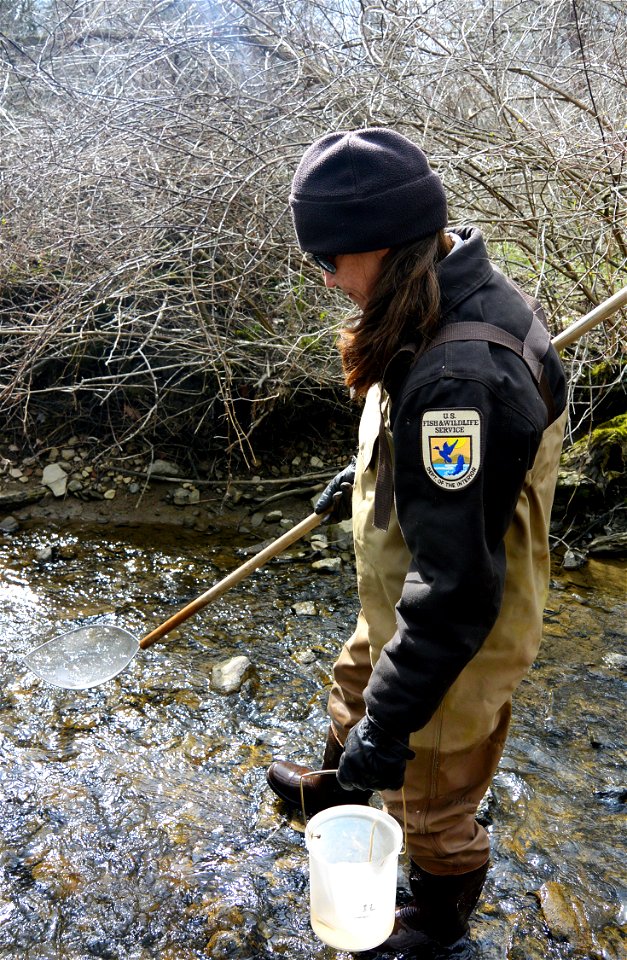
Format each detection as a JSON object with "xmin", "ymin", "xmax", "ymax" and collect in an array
[{"xmin": 338, "ymin": 230, "xmax": 453, "ymax": 397}]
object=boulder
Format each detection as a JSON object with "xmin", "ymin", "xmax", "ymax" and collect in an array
[{"xmin": 42, "ymin": 463, "xmax": 68, "ymax": 497}]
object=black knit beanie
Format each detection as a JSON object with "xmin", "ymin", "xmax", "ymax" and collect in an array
[{"xmin": 290, "ymin": 128, "xmax": 448, "ymax": 255}]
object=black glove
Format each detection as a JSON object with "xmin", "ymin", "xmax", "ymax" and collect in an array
[
  {"xmin": 314, "ymin": 456, "xmax": 356, "ymax": 523},
  {"xmin": 336, "ymin": 712, "xmax": 415, "ymax": 792}
]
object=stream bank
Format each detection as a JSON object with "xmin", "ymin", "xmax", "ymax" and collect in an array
[
  {"xmin": 0, "ymin": 422, "xmax": 356, "ymax": 541},
  {"xmin": 1, "ymin": 405, "xmax": 625, "ymax": 565}
]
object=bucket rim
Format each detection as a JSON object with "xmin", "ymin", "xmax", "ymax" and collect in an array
[{"xmin": 305, "ymin": 804, "xmax": 403, "ymax": 855}]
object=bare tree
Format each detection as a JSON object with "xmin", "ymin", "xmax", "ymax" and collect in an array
[{"xmin": 0, "ymin": 0, "xmax": 624, "ymax": 457}]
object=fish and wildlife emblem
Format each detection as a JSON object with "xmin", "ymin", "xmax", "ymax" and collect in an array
[{"xmin": 421, "ymin": 409, "xmax": 481, "ymax": 490}]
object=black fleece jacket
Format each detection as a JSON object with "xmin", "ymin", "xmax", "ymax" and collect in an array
[{"xmin": 363, "ymin": 226, "xmax": 566, "ymax": 738}]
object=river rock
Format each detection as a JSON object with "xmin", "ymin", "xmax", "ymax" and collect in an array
[
  {"xmin": 602, "ymin": 652, "xmax": 627, "ymax": 673},
  {"xmin": 211, "ymin": 655, "xmax": 251, "ymax": 694},
  {"xmin": 147, "ymin": 459, "xmax": 180, "ymax": 478},
  {"xmin": 536, "ymin": 881, "xmax": 598, "ymax": 957},
  {"xmin": 555, "ymin": 413, "xmax": 627, "ymax": 521},
  {"xmin": 587, "ymin": 531, "xmax": 627, "ymax": 557},
  {"xmin": 0, "ymin": 486, "xmax": 46, "ymax": 507},
  {"xmin": 327, "ymin": 519, "xmax": 354, "ymax": 549},
  {"xmin": 172, "ymin": 486, "xmax": 200, "ymax": 505},
  {"xmin": 293, "ymin": 648, "xmax": 316, "ymax": 664},
  {"xmin": 292, "ymin": 600, "xmax": 317, "ymax": 616},
  {"xmin": 311, "ymin": 557, "xmax": 342, "ymax": 573},
  {"xmin": 36, "ymin": 544, "xmax": 57, "ymax": 562},
  {"xmin": 563, "ymin": 548, "xmax": 587, "ymax": 570},
  {"xmin": 310, "ymin": 534, "xmax": 328, "ymax": 552},
  {"xmin": 0, "ymin": 515, "xmax": 19, "ymax": 533},
  {"xmin": 42, "ymin": 463, "xmax": 68, "ymax": 497}
]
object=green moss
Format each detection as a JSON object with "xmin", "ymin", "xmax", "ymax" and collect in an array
[
  {"xmin": 589, "ymin": 412, "xmax": 627, "ymax": 443},
  {"xmin": 588, "ymin": 358, "xmax": 626, "ymax": 383},
  {"xmin": 562, "ymin": 413, "xmax": 627, "ymax": 489}
]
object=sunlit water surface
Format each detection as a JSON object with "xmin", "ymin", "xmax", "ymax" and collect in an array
[{"xmin": 0, "ymin": 520, "xmax": 624, "ymax": 959}]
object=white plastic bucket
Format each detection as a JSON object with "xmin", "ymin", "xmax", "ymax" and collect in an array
[{"xmin": 305, "ymin": 804, "xmax": 403, "ymax": 951}]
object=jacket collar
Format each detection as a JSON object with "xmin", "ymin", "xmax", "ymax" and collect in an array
[
  {"xmin": 381, "ymin": 226, "xmax": 493, "ymax": 399},
  {"xmin": 437, "ymin": 226, "xmax": 493, "ymax": 316}
]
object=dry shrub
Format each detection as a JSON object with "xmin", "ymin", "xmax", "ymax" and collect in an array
[{"xmin": 0, "ymin": 0, "xmax": 624, "ymax": 457}]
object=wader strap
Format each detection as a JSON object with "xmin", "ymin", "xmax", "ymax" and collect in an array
[
  {"xmin": 422, "ymin": 318, "xmax": 557, "ymax": 424},
  {"xmin": 374, "ymin": 344, "xmax": 417, "ymax": 532},
  {"xmin": 373, "ymin": 412, "xmax": 394, "ymax": 531},
  {"xmin": 372, "ymin": 315, "xmax": 557, "ymax": 531}
]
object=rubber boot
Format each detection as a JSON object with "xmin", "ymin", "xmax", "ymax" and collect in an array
[
  {"xmin": 376, "ymin": 858, "xmax": 488, "ymax": 955},
  {"xmin": 266, "ymin": 725, "xmax": 372, "ymax": 817}
]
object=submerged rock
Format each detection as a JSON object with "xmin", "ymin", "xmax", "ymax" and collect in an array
[
  {"xmin": 536, "ymin": 881, "xmax": 599, "ymax": 957},
  {"xmin": 292, "ymin": 600, "xmax": 317, "ymax": 616},
  {"xmin": 602, "ymin": 652, "xmax": 627, "ymax": 673},
  {"xmin": 292, "ymin": 648, "xmax": 317, "ymax": 664},
  {"xmin": 211, "ymin": 655, "xmax": 252, "ymax": 694}
]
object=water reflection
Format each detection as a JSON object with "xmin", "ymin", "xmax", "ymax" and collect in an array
[{"xmin": 0, "ymin": 521, "xmax": 624, "ymax": 958}]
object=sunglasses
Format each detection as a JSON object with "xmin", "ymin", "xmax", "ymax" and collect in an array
[{"xmin": 310, "ymin": 253, "xmax": 337, "ymax": 274}]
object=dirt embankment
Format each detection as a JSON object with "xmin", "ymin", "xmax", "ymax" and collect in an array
[
  {"xmin": 0, "ymin": 423, "xmax": 357, "ymax": 537},
  {"xmin": 1, "ymin": 408, "xmax": 625, "ymax": 566}
]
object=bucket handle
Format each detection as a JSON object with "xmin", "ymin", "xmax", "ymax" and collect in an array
[{"xmin": 300, "ymin": 769, "xmax": 408, "ymax": 856}]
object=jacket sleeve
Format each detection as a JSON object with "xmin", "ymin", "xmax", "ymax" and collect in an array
[{"xmin": 363, "ymin": 374, "xmax": 544, "ymax": 738}]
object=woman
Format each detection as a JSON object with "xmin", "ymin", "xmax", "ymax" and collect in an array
[{"xmin": 267, "ymin": 128, "xmax": 567, "ymax": 957}]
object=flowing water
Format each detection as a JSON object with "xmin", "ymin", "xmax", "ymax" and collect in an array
[{"xmin": 0, "ymin": 518, "xmax": 624, "ymax": 959}]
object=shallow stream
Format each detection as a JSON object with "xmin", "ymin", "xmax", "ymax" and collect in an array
[{"xmin": 0, "ymin": 519, "xmax": 624, "ymax": 959}]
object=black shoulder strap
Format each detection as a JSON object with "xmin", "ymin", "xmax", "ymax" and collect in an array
[
  {"xmin": 420, "ymin": 316, "xmax": 556, "ymax": 424},
  {"xmin": 373, "ymin": 313, "xmax": 557, "ymax": 532}
]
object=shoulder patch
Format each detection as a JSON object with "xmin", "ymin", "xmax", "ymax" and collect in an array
[{"xmin": 421, "ymin": 409, "xmax": 481, "ymax": 490}]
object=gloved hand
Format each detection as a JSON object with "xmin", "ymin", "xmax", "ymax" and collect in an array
[
  {"xmin": 336, "ymin": 712, "xmax": 415, "ymax": 792},
  {"xmin": 314, "ymin": 456, "xmax": 357, "ymax": 523}
]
